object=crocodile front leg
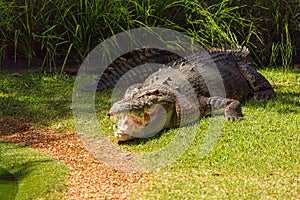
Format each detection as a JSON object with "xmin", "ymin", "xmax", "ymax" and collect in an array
[
  {"xmin": 236, "ymin": 61, "xmax": 276, "ymax": 100},
  {"xmin": 199, "ymin": 96, "xmax": 244, "ymax": 122}
]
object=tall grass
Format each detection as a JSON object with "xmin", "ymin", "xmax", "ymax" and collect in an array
[
  {"xmin": 168, "ymin": 0, "xmax": 259, "ymax": 48},
  {"xmin": 0, "ymin": 0, "xmax": 299, "ymax": 70},
  {"xmin": 234, "ymin": 0, "xmax": 300, "ymax": 68},
  {"xmin": 0, "ymin": 1, "xmax": 15, "ymax": 63}
]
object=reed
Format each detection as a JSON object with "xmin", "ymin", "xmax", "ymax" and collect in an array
[{"xmin": 0, "ymin": 0, "xmax": 299, "ymax": 70}]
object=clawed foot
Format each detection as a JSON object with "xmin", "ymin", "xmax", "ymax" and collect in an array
[
  {"xmin": 225, "ymin": 100, "xmax": 245, "ymax": 122},
  {"xmin": 225, "ymin": 111, "xmax": 245, "ymax": 122},
  {"xmin": 225, "ymin": 113, "xmax": 245, "ymax": 122},
  {"xmin": 254, "ymin": 89, "xmax": 276, "ymax": 101}
]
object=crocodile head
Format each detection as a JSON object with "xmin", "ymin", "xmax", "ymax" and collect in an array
[{"xmin": 108, "ymin": 84, "xmax": 178, "ymax": 141}]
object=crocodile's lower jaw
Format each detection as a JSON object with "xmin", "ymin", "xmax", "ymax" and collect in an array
[{"xmin": 114, "ymin": 130, "xmax": 135, "ymax": 142}]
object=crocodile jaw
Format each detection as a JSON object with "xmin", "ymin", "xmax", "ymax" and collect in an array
[
  {"xmin": 110, "ymin": 104, "xmax": 173, "ymax": 142},
  {"xmin": 114, "ymin": 129, "xmax": 135, "ymax": 142},
  {"xmin": 112, "ymin": 114, "xmax": 144, "ymax": 142}
]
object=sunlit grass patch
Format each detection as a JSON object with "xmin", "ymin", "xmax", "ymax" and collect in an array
[
  {"xmin": 130, "ymin": 68, "xmax": 300, "ymax": 199},
  {"xmin": 0, "ymin": 141, "xmax": 70, "ymax": 200}
]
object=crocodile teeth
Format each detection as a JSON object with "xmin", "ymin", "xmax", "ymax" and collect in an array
[{"xmin": 114, "ymin": 129, "xmax": 134, "ymax": 142}]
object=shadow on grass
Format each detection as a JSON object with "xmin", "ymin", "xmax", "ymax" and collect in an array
[
  {"xmin": 0, "ymin": 96, "xmax": 72, "ymax": 126},
  {"xmin": 0, "ymin": 72, "xmax": 74, "ymax": 128},
  {"xmin": 276, "ymin": 91, "xmax": 300, "ymax": 113},
  {"xmin": 0, "ymin": 141, "xmax": 69, "ymax": 199},
  {"xmin": 0, "ymin": 166, "xmax": 18, "ymax": 200},
  {"xmin": 244, "ymin": 91, "xmax": 300, "ymax": 114}
]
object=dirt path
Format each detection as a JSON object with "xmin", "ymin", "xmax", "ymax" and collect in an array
[{"xmin": 0, "ymin": 118, "xmax": 145, "ymax": 199}]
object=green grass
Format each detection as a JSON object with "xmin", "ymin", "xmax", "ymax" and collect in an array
[
  {"xmin": 0, "ymin": 68, "xmax": 299, "ymax": 199},
  {"xmin": 0, "ymin": 72, "xmax": 72, "ymax": 199},
  {"xmin": 129, "ymin": 68, "xmax": 300, "ymax": 199},
  {"xmin": 0, "ymin": 141, "xmax": 70, "ymax": 200},
  {"xmin": 0, "ymin": 72, "xmax": 75, "ymax": 131},
  {"xmin": 0, "ymin": 166, "xmax": 18, "ymax": 200}
]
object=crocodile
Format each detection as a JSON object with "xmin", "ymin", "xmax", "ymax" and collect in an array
[
  {"xmin": 82, "ymin": 49, "xmax": 180, "ymax": 91},
  {"xmin": 104, "ymin": 47, "xmax": 276, "ymax": 141}
]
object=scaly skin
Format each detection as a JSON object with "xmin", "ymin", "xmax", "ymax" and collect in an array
[
  {"xmin": 82, "ymin": 49, "xmax": 180, "ymax": 91},
  {"xmin": 106, "ymin": 47, "xmax": 276, "ymax": 141}
]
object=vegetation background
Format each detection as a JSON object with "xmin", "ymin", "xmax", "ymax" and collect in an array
[{"xmin": 0, "ymin": 0, "xmax": 299, "ymax": 71}]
